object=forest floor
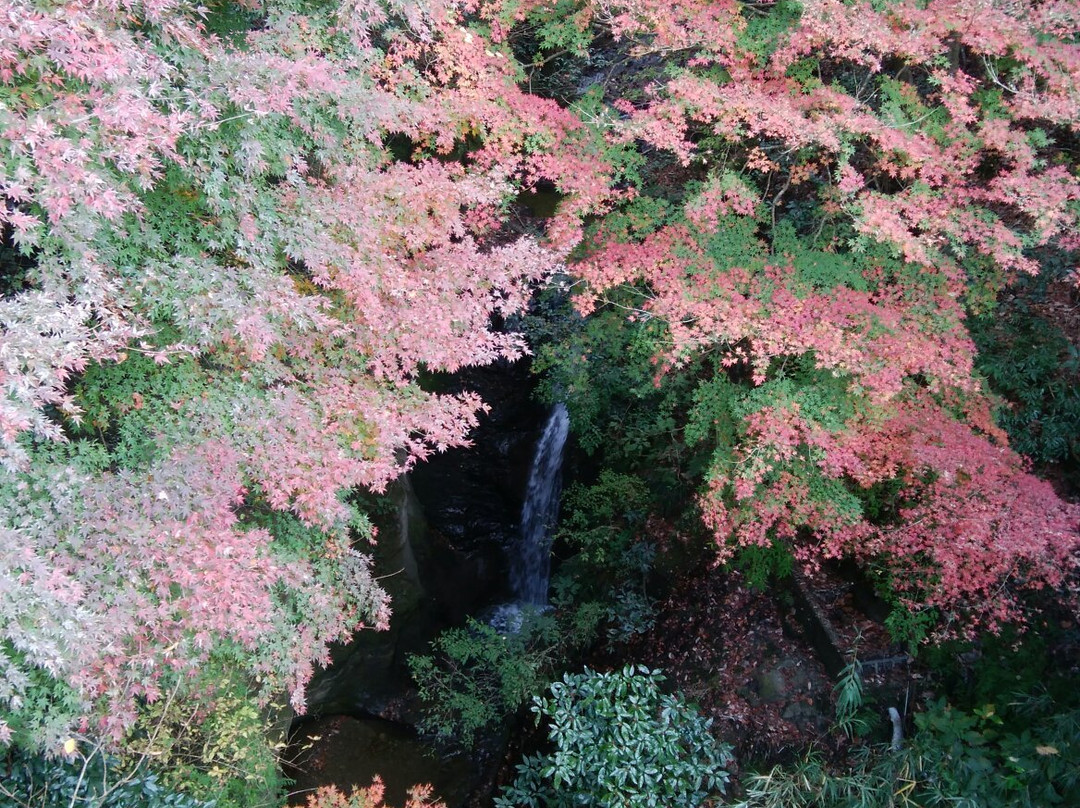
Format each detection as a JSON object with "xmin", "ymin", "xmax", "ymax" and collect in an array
[
  {"xmin": 1029, "ymin": 275, "xmax": 1080, "ymax": 347},
  {"xmin": 607, "ymin": 555, "xmax": 918, "ymax": 771}
]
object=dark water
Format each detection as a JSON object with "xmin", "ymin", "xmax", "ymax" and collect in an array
[{"xmin": 287, "ymin": 716, "xmax": 472, "ymax": 807}]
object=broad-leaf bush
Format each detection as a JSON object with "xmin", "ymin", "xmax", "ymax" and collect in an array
[
  {"xmin": 0, "ymin": 746, "xmax": 214, "ymax": 808},
  {"xmin": 497, "ymin": 666, "xmax": 733, "ymax": 808}
]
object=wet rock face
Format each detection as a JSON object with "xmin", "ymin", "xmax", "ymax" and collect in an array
[
  {"xmin": 410, "ymin": 360, "xmax": 547, "ymax": 616},
  {"xmin": 291, "ymin": 359, "xmax": 550, "ymax": 808}
]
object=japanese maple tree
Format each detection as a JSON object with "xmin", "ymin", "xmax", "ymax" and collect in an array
[
  {"xmin": 550, "ymin": 0, "xmax": 1080, "ymax": 637},
  {"xmin": 0, "ymin": 0, "xmax": 612, "ymax": 762},
  {"xmin": 2, "ymin": 0, "xmax": 1080, "ymax": 795}
]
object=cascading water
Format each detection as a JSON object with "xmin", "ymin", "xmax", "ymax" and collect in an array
[{"xmin": 510, "ymin": 402, "xmax": 570, "ymax": 605}]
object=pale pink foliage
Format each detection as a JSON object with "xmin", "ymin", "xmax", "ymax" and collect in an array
[
  {"xmin": 608, "ymin": 0, "xmax": 1080, "ymax": 277},
  {"xmin": 1, "ymin": 441, "xmax": 389, "ymax": 745},
  {"xmin": 0, "ymin": 0, "xmax": 615, "ymax": 749}
]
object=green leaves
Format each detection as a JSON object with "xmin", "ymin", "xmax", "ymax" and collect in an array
[
  {"xmin": 772, "ymin": 221, "xmax": 869, "ymax": 296},
  {"xmin": 0, "ymin": 746, "xmax": 215, "ymax": 808},
  {"xmin": 408, "ymin": 614, "xmax": 557, "ymax": 748},
  {"xmin": 497, "ymin": 666, "xmax": 733, "ymax": 808},
  {"xmin": 832, "ymin": 644, "xmax": 869, "ymax": 740},
  {"xmin": 731, "ymin": 0, "xmax": 804, "ymax": 68},
  {"xmin": 971, "ymin": 300, "xmax": 1080, "ymax": 466}
]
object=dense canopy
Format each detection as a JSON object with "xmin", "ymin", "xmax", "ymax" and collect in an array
[{"xmin": 1, "ymin": 0, "xmax": 1078, "ymax": 800}]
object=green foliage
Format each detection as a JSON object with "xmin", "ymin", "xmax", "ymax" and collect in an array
[
  {"xmin": 735, "ymin": 748, "xmax": 925, "ymax": 808},
  {"xmin": 739, "ymin": 697, "xmax": 1080, "ymax": 808},
  {"xmin": 123, "ymin": 662, "xmax": 289, "ymax": 808},
  {"xmin": 855, "ymin": 476, "xmax": 907, "ymax": 526},
  {"xmin": 690, "ymin": 367, "xmax": 868, "ymax": 543},
  {"xmin": 500, "ymin": 0, "xmax": 597, "ymax": 102},
  {"xmin": 496, "ymin": 666, "xmax": 733, "ymax": 808},
  {"xmin": 877, "ymin": 77, "xmax": 950, "ymax": 143},
  {"xmin": 518, "ymin": 0, "xmax": 594, "ymax": 59},
  {"xmin": 772, "ymin": 221, "xmax": 869, "ymax": 295},
  {"xmin": 734, "ymin": 543, "xmax": 795, "ymax": 590},
  {"xmin": 408, "ymin": 613, "xmax": 559, "ymax": 748},
  {"xmin": 908, "ymin": 696, "xmax": 1080, "ymax": 808},
  {"xmin": 691, "ymin": 360, "xmax": 861, "ymax": 446},
  {"xmin": 555, "ymin": 471, "xmax": 660, "ymax": 647},
  {"xmin": 0, "ymin": 652, "xmax": 86, "ymax": 752},
  {"xmin": 882, "ymin": 602, "xmax": 938, "ymax": 653},
  {"xmin": 736, "ymin": 0, "xmax": 804, "ymax": 65},
  {"xmin": 0, "ymin": 746, "xmax": 213, "ymax": 808},
  {"xmin": 530, "ymin": 299, "xmax": 690, "ymax": 475},
  {"xmin": 410, "ymin": 468, "xmax": 668, "ymax": 749},
  {"xmin": 137, "ymin": 166, "xmax": 215, "ymax": 258},
  {"xmin": 971, "ymin": 303, "xmax": 1080, "ymax": 466},
  {"xmin": 73, "ymin": 352, "xmax": 209, "ymax": 469},
  {"xmin": 0, "ymin": 237, "xmax": 32, "ymax": 296},
  {"xmin": 684, "ymin": 372, "xmax": 740, "ymax": 451},
  {"xmin": 602, "ymin": 584, "xmax": 656, "ymax": 646},
  {"xmin": 585, "ymin": 193, "xmax": 677, "ymax": 247},
  {"xmin": 528, "ymin": 285, "xmax": 711, "ymax": 517},
  {"xmin": 738, "ymin": 636, "xmax": 1080, "ymax": 808},
  {"xmin": 920, "ymin": 627, "xmax": 1072, "ymax": 712},
  {"xmin": 200, "ymin": 0, "xmax": 263, "ymax": 42},
  {"xmin": 559, "ymin": 470, "xmax": 650, "ymax": 566},
  {"xmin": 699, "ymin": 214, "xmax": 766, "ymax": 279},
  {"xmin": 911, "ymin": 630, "xmax": 1080, "ymax": 804},
  {"xmin": 832, "ymin": 647, "xmax": 871, "ymax": 740}
]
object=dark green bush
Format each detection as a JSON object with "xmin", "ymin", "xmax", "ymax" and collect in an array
[
  {"xmin": 971, "ymin": 303, "xmax": 1080, "ymax": 467},
  {"xmin": 0, "ymin": 746, "xmax": 213, "ymax": 808},
  {"xmin": 497, "ymin": 666, "xmax": 733, "ymax": 808}
]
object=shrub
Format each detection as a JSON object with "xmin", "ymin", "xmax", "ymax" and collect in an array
[
  {"xmin": 497, "ymin": 666, "xmax": 733, "ymax": 808},
  {"xmin": 971, "ymin": 303, "xmax": 1080, "ymax": 467},
  {"xmin": 408, "ymin": 613, "xmax": 558, "ymax": 748},
  {"xmin": 0, "ymin": 746, "xmax": 213, "ymax": 808}
]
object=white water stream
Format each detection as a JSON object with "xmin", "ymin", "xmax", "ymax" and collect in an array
[{"xmin": 510, "ymin": 403, "xmax": 570, "ymax": 605}]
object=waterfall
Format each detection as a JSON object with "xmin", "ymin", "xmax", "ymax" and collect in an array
[{"xmin": 510, "ymin": 403, "xmax": 570, "ymax": 605}]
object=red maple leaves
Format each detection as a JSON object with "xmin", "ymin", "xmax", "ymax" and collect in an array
[{"xmin": 1, "ymin": 0, "xmax": 1078, "ymax": 755}]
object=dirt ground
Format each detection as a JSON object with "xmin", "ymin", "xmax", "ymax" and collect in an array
[{"xmin": 613, "ymin": 558, "xmax": 917, "ymax": 769}]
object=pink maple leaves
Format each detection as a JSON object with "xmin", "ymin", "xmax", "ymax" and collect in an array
[
  {"xmin": 609, "ymin": 0, "xmax": 1080, "ymax": 285},
  {"xmin": 1, "ymin": 439, "xmax": 391, "ymax": 745},
  {"xmin": 563, "ymin": 0, "xmax": 1080, "ymax": 634},
  {"xmin": 698, "ymin": 389, "xmax": 1079, "ymax": 635},
  {"xmin": 0, "ymin": 0, "xmax": 618, "ymax": 751}
]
